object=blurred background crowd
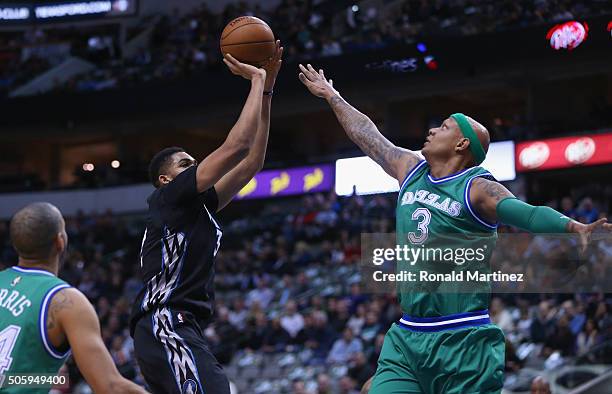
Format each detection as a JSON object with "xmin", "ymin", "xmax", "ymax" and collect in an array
[
  {"xmin": 2, "ymin": 0, "xmax": 612, "ymax": 96},
  {"xmin": 1, "ymin": 185, "xmax": 610, "ymax": 393}
]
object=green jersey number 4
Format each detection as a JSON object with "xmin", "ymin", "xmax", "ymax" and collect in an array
[{"xmin": 0, "ymin": 325, "xmax": 21, "ymax": 374}]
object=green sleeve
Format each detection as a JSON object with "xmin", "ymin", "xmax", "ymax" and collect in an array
[{"xmin": 496, "ymin": 197, "xmax": 570, "ymax": 233}]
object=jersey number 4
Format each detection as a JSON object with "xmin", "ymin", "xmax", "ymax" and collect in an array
[
  {"xmin": 408, "ymin": 208, "xmax": 431, "ymax": 244},
  {"xmin": 0, "ymin": 325, "xmax": 21, "ymax": 374}
]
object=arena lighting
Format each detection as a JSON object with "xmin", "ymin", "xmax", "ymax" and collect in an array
[
  {"xmin": 416, "ymin": 43, "xmax": 427, "ymax": 53},
  {"xmin": 0, "ymin": 0, "xmax": 136, "ymax": 23},
  {"xmin": 335, "ymin": 141, "xmax": 516, "ymax": 196},
  {"xmin": 351, "ymin": 5, "xmax": 359, "ymax": 12},
  {"xmin": 424, "ymin": 56, "xmax": 438, "ymax": 70},
  {"xmin": 111, "ymin": 160, "xmax": 120, "ymax": 168},
  {"xmin": 82, "ymin": 163, "xmax": 95, "ymax": 171},
  {"xmin": 35, "ymin": 2, "xmax": 111, "ymax": 19},
  {"xmin": 0, "ymin": 7, "xmax": 29, "ymax": 20},
  {"xmin": 546, "ymin": 21, "xmax": 589, "ymax": 50}
]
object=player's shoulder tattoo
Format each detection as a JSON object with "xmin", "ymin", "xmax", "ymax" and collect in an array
[
  {"xmin": 47, "ymin": 288, "xmax": 74, "ymax": 330},
  {"xmin": 471, "ymin": 177, "xmax": 513, "ymax": 203}
]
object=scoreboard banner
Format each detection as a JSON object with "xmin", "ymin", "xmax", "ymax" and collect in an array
[
  {"xmin": 516, "ymin": 132, "xmax": 612, "ymax": 172},
  {"xmin": 0, "ymin": 0, "xmax": 137, "ymax": 23},
  {"xmin": 235, "ymin": 164, "xmax": 334, "ymax": 200}
]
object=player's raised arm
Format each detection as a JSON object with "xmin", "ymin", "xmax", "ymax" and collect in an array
[
  {"xmin": 194, "ymin": 54, "xmax": 266, "ymax": 193},
  {"xmin": 215, "ymin": 41, "xmax": 283, "ymax": 211},
  {"xmin": 52, "ymin": 288, "xmax": 149, "ymax": 394},
  {"xmin": 470, "ymin": 177, "xmax": 612, "ymax": 250},
  {"xmin": 298, "ymin": 64, "xmax": 420, "ymax": 183}
]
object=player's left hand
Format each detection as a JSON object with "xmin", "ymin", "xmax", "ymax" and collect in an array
[
  {"xmin": 568, "ymin": 217, "xmax": 612, "ymax": 253},
  {"xmin": 298, "ymin": 64, "xmax": 339, "ymax": 100},
  {"xmin": 223, "ymin": 53, "xmax": 266, "ymax": 81},
  {"xmin": 262, "ymin": 40, "xmax": 283, "ymax": 92}
]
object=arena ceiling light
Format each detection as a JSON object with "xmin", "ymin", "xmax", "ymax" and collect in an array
[
  {"xmin": 0, "ymin": 6, "xmax": 29, "ymax": 20},
  {"xmin": 0, "ymin": 0, "xmax": 137, "ymax": 24},
  {"xmin": 546, "ymin": 21, "xmax": 589, "ymax": 50}
]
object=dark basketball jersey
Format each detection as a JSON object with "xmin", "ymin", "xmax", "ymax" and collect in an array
[{"xmin": 130, "ymin": 166, "xmax": 222, "ymax": 334}]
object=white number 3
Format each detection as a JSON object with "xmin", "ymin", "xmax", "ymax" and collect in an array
[{"xmin": 408, "ymin": 208, "xmax": 431, "ymax": 244}]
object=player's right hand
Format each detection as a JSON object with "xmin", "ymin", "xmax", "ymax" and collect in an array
[
  {"xmin": 298, "ymin": 64, "xmax": 339, "ymax": 100},
  {"xmin": 223, "ymin": 53, "xmax": 266, "ymax": 81},
  {"xmin": 568, "ymin": 217, "xmax": 612, "ymax": 253}
]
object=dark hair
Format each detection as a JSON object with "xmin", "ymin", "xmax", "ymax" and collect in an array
[
  {"xmin": 148, "ymin": 147, "xmax": 185, "ymax": 187},
  {"xmin": 10, "ymin": 202, "xmax": 63, "ymax": 260}
]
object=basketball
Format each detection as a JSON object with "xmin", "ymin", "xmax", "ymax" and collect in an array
[{"xmin": 220, "ymin": 16, "xmax": 275, "ymax": 67}]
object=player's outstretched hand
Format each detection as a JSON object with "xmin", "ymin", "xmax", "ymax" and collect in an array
[
  {"xmin": 262, "ymin": 40, "xmax": 283, "ymax": 91},
  {"xmin": 568, "ymin": 217, "xmax": 612, "ymax": 253},
  {"xmin": 298, "ymin": 64, "xmax": 339, "ymax": 100},
  {"xmin": 223, "ymin": 53, "xmax": 266, "ymax": 81}
]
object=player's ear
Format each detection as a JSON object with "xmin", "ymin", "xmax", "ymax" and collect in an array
[
  {"xmin": 55, "ymin": 231, "xmax": 67, "ymax": 255},
  {"xmin": 455, "ymin": 137, "xmax": 470, "ymax": 153},
  {"xmin": 158, "ymin": 174, "xmax": 171, "ymax": 186}
]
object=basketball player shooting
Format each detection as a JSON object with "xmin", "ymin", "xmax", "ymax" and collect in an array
[
  {"xmin": 129, "ymin": 43, "xmax": 282, "ymax": 394},
  {"xmin": 298, "ymin": 63, "xmax": 611, "ymax": 393}
]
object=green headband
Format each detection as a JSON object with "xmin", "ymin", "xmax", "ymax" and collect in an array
[{"xmin": 450, "ymin": 113, "xmax": 486, "ymax": 165}]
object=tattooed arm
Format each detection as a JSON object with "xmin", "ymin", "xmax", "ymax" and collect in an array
[
  {"xmin": 469, "ymin": 177, "xmax": 515, "ymax": 223},
  {"xmin": 298, "ymin": 64, "xmax": 421, "ymax": 183},
  {"xmin": 50, "ymin": 288, "xmax": 149, "ymax": 393}
]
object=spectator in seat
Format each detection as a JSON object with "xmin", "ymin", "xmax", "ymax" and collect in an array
[
  {"xmin": 246, "ymin": 277, "xmax": 274, "ymax": 308},
  {"xmin": 280, "ymin": 300, "xmax": 305, "ymax": 339},
  {"xmin": 491, "ymin": 297, "xmax": 515, "ymax": 334},
  {"xmin": 327, "ymin": 327, "xmax": 363, "ymax": 364},
  {"xmin": 348, "ymin": 351, "xmax": 375, "ymax": 388},
  {"xmin": 316, "ymin": 373, "xmax": 332, "ymax": 394},
  {"xmin": 531, "ymin": 301, "xmax": 556, "ymax": 343},
  {"xmin": 560, "ymin": 197, "xmax": 577, "ymax": 219},
  {"xmin": 576, "ymin": 318, "xmax": 598, "ymax": 356},
  {"xmin": 576, "ymin": 197, "xmax": 598, "ymax": 223}
]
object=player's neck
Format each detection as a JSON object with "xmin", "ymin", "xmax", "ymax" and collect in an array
[
  {"xmin": 428, "ymin": 157, "xmax": 472, "ymax": 179},
  {"xmin": 17, "ymin": 258, "xmax": 58, "ymax": 276}
]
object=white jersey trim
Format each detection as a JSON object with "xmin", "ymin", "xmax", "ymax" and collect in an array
[
  {"xmin": 39, "ymin": 284, "xmax": 72, "ymax": 359},
  {"xmin": 399, "ymin": 313, "xmax": 490, "ymax": 327}
]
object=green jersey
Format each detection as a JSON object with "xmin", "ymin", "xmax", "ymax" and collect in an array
[
  {"xmin": 396, "ymin": 161, "xmax": 498, "ymax": 317},
  {"xmin": 0, "ymin": 266, "xmax": 71, "ymax": 393}
]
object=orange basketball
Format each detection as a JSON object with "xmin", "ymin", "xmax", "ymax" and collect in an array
[{"xmin": 220, "ymin": 16, "xmax": 275, "ymax": 67}]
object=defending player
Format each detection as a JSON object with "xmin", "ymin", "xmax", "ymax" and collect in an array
[
  {"xmin": 298, "ymin": 64, "xmax": 611, "ymax": 393},
  {"xmin": 0, "ymin": 202, "xmax": 148, "ymax": 394},
  {"xmin": 129, "ymin": 43, "xmax": 282, "ymax": 394}
]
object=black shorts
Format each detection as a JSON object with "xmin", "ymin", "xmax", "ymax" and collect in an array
[{"xmin": 133, "ymin": 307, "xmax": 230, "ymax": 394}]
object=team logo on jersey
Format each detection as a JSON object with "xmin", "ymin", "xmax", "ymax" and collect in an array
[
  {"xmin": 177, "ymin": 312, "xmax": 184, "ymax": 323},
  {"xmin": 401, "ymin": 189, "xmax": 462, "ymax": 217},
  {"xmin": 10, "ymin": 276, "xmax": 21, "ymax": 287},
  {"xmin": 182, "ymin": 379, "xmax": 198, "ymax": 394}
]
